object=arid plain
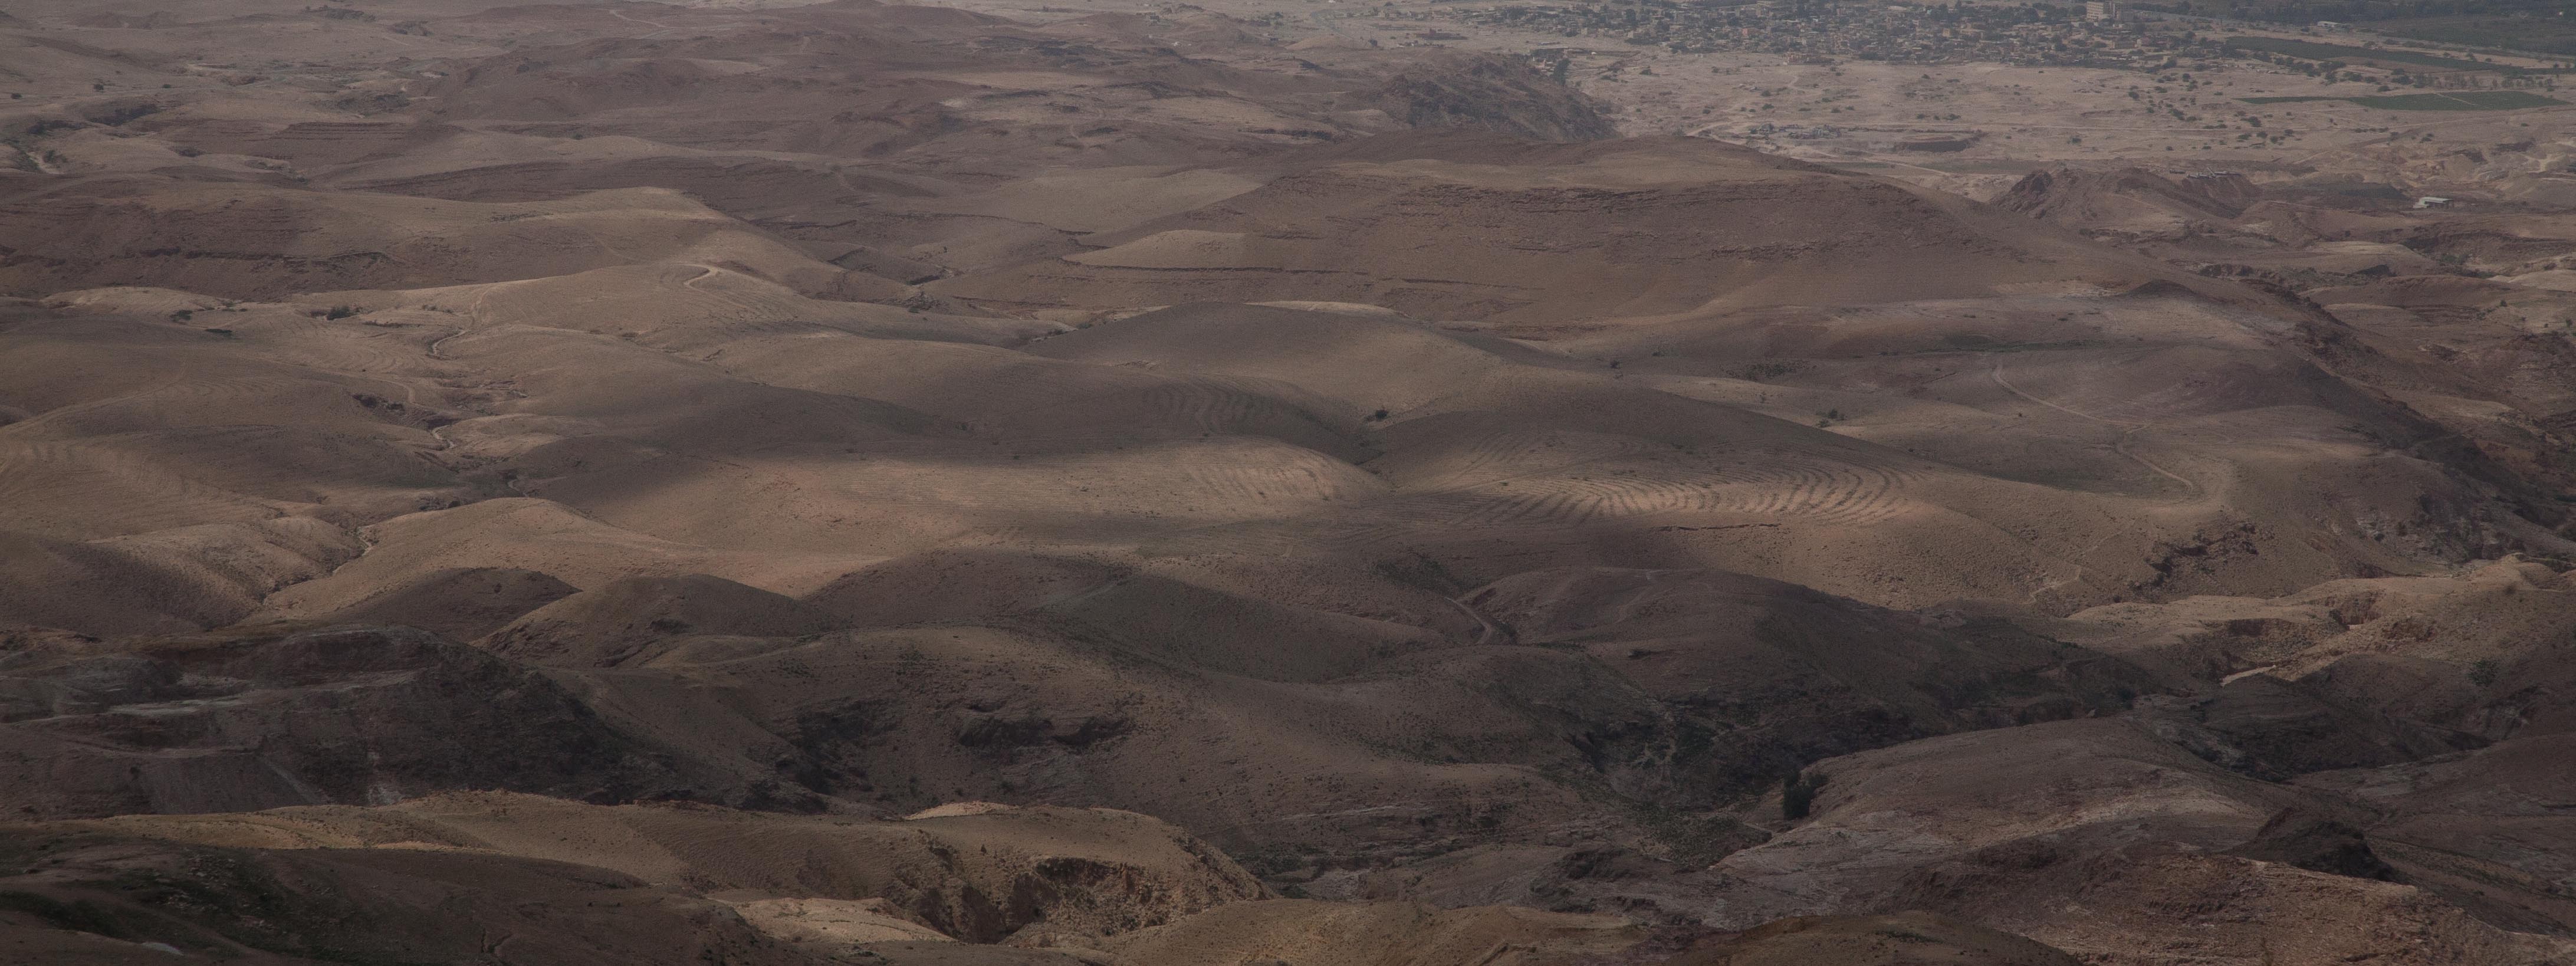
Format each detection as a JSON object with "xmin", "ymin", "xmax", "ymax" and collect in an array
[{"xmin": 2, "ymin": 0, "xmax": 2575, "ymax": 963}]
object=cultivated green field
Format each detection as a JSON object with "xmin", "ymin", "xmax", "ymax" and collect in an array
[
  {"xmin": 2225, "ymin": 36, "xmax": 2502, "ymax": 72},
  {"xmin": 2237, "ymin": 91, "xmax": 2567, "ymax": 110},
  {"xmin": 2351, "ymin": 90, "xmax": 2567, "ymax": 110},
  {"xmin": 2379, "ymin": 17, "xmax": 2576, "ymax": 58}
]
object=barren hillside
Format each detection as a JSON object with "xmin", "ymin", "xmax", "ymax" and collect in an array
[{"xmin": 2, "ymin": 1, "xmax": 2572, "ymax": 964}]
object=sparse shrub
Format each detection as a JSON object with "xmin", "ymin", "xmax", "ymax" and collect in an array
[
  {"xmin": 169, "ymin": 309, "xmax": 192, "ymax": 322},
  {"xmin": 2469, "ymin": 659, "xmax": 2501, "ymax": 688},
  {"xmin": 1740, "ymin": 361, "xmax": 1796, "ymax": 380},
  {"xmin": 323, "ymin": 305, "xmax": 359, "ymax": 320},
  {"xmin": 1369, "ymin": 408, "xmax": 1389, "ymax": 421}
]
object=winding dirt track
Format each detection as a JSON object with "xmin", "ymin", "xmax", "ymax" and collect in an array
[{"xmin": 1988, "ymin": 356, "xmax": 2201, "ymax": 500}]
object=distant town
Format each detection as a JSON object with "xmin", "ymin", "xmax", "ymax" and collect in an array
[
  {"xmin": 1315, "ymin": 0, "xmax": 2571, "ymax": 87},
  {"xmin": 1425, "ymin": 0, "xmax": 2216, "ymax": 69}
]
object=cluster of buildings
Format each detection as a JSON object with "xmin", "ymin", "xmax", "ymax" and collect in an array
[
  {"xmin": 1435, "ymin": 0, "xmax": 2225, "ymax": 69},
  {"xmin": 1741, "ymin": 121, "xmax": 1845, "ymax": 138}
]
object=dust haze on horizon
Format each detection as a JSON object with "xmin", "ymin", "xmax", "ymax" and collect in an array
[{"xmin": 1, "ymin": 0, "xmax": 2574, "ymax": 963}]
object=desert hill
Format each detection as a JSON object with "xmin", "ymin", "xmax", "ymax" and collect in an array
[
  {"xmin": 0, "ymin": 794, "xmax": 1266, "ymax": 963},
  {"xmin": 1997, "ymin": 166, "xmax": 2262, "ymax": 238},
  {"xmin": 0, "ymin": 179, "xmax": 898, "ymax": 300},
  {"xmin": 1987, "ymin": 167, "xmax": 2576, "ymax": 514},
  {"xmin": 2, "ymin": 788, "xmax": 2249, "ymax": 966},
  {"xmin": 936, "ymin": 136, "xmax": 2194, "ymax": 323},
  {"xmin": 1, "ymin": 0, "xmax": 2574, "ymax": 963}
]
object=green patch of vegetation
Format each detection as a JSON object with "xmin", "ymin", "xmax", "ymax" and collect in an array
[
  {"xmin": 1634, "ymin": 804, "xmax": 1770, "ymax": 866},
  {"xmin": 2350, "ymin": 90, "xmax": 2567, "ymax": 110},
  {"xmin": 2225, "ymin": 36, "xmax": 2497, "ymax": 71},
  {"xmin": 1737, "ymin": 360, "xmax": 1800, "ymax": 381},
  {"xmin": 2378, "ymin": 17, "xmax": 2576, "ymax": 58},
  {"xmin": 1231, "ymin": 845, "xmax": 1312, "ymax": 879},
  {"xmin": 1780, "ymin": 769, "xmax": 1824, "ymax": 820},
  {"xmin": 2242, "ymin": 90, "xmax": 2564, "ymax": 110}
]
